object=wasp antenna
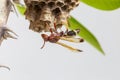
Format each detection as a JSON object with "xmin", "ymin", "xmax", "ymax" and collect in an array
[{"xmin": 56, "ymin": 41, "xmax": 82, "ymax": 52}]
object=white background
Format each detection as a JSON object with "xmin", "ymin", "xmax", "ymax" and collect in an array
[{"xmin": 0, "ymin": 2, "xmax": 120, "ymax": 80}]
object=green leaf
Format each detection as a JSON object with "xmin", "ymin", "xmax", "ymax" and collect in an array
[
  {"xmin": 15, "ymin": 4, "xmax": 26, "ymax": 15},
  {"xmin": 81, "ymin": 0, "xmax": 120, "ymax": 10},
  {"xmin": 68, "ymin": 16, "xmax": 105, "ymax": 55}
]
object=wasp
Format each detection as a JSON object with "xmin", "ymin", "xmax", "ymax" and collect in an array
[{"xmin": 41, "ymin": 23, "xmax": 84, "ymax": 52}]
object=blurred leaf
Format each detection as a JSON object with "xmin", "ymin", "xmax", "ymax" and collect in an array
[
  {"xmin": 15, "ymin": 4, "xmax": 26, "ymax": 15},
  {"xmin": 81, "ymin": 0, "xmax": 120, "ymax": 10},
  {"xmin": 68, "ymin": 16, "xmax": 105, "ymax": 55}
]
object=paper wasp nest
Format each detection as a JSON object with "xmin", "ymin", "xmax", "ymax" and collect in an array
[{"xmin": 24, "ymin": 0, "xmax": 80, "ymax": 32}]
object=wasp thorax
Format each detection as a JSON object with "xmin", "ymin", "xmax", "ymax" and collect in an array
[{"xmin": 24, "ymin": 0, "xmax": 80, "ymax": 32}]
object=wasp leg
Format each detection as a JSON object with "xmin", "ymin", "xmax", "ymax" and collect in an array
[
  {"xmin": 56, "ymin": 41, "xmax": 82, "ymax": 52},
  {"xmin": 41, "ymin": 40, "xmax": 46, "ymax": 49},
  {"xmin": 0, "ymin": 65, "xmax": 10, "ymax": 71},
  {"xmin": 0, "ymin": 27, "xmax": 18, "ymax": 45},
  {"xmin": 60, "ymin": 37, "xmax": 84, "ymax": 43},
  {"xmin": 41, "ymin": 34, "xmax": 49, "ymax": 49}
]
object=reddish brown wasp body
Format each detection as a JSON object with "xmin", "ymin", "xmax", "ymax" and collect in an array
[{"xmin": 41, "ymin": 23, "xmax": 84, "ymax": 52}]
